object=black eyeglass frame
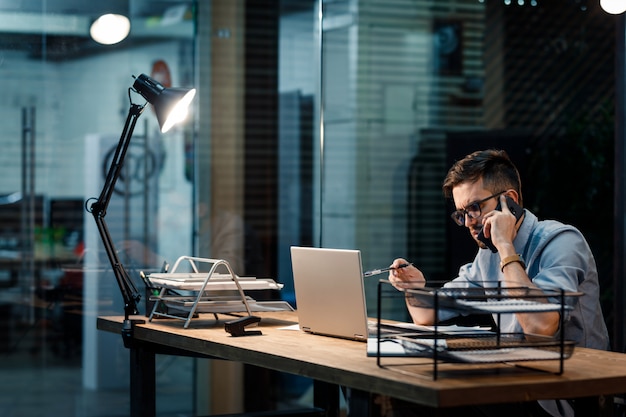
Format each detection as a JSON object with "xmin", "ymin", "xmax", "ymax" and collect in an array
[{"xmin": 450, "ymin": 190, "xmax": 506, "ymax": 226}]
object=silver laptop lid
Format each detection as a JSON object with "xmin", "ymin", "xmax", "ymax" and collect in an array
[{"xmin": 290, "ymin": 246, "xmax": 368, "ymax": 341}]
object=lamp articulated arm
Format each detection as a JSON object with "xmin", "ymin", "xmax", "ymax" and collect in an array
[{"xmin": 87, "ymin": 102, "xmax": 146, "ymax": 342}]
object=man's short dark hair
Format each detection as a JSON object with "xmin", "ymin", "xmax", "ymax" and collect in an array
[{"xmin": 442, "ymin": 149, "xmax": 523, "ymax": 205}]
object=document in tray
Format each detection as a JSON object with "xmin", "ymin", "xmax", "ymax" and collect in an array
[
  {"xmin": 368, "ymin": 320, "xmax": 492, "ymax": 334},
  {"xmin": 445, "ymin": 347, "xmax": 564, "ymax": 363},
  {"xmin": 366, "ymin": 324, "xmax": 492, "ymax": 357},
  {"xmin": 147, "ymin": 273, "xmax": 284, "ymax": 291},
  {"xmin": 406, "ymin": 286, "xmax": 579, "ymax": 314},
  {"xmin": 454, "ymin": 298, "xmax": 567, "ymax": 313},
  {"xmin": 367, "ymin": 337, "xmax": 417, "ymax": 357},
  {"xmin": 148, "ymin": 272, "xmax": 255, "ymax": 282}
]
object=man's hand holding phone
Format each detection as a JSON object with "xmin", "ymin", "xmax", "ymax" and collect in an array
[{"xmin": 477, "ymin": 195, "xmax": 524, "ymax": 253}]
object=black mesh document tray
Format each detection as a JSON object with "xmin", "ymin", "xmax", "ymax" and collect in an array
[{"xmin": 373, "ymin": 280, "xmax": 581, "ymax": 379}]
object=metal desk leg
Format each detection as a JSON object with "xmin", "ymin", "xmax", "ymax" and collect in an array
[
  {"xmin": 313, "ymin": 380, "xmax": 340, "ymax": 417},
  {"xmin": 130, "ymin": 344, "xmax": 156, "ymax": 417},
  {"xmin": 345, "ymin": 388, "xmax": 372, "ymax": 417},
  {"xmin": 574, "ymin": 395, "xmax": 613, "ymax": 417}
]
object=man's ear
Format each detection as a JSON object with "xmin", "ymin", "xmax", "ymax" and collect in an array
[{"xmin": 504, "ymin": 189, "xmax": 521, "ymax": 205}]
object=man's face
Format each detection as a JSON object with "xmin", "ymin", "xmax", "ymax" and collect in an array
[{"xmin": 451, "ymin": 179, "xmax": 502, "ymax": 249}]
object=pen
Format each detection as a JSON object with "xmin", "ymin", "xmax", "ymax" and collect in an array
[{"xmin": 363, "ymin": 263, "xmax": 411, "ymax": 277}]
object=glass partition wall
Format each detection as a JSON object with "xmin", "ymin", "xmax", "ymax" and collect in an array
[
  {"xmin": 0, "ymin": 1, "xmax": 198, "ymax": 416},
  {"xmin": 0, "ymin": 0, "xmax": 621, "ymax": 416},
  {"xmin": 318, "ymin": 0, "xmax": 618, "ymax": 334}
]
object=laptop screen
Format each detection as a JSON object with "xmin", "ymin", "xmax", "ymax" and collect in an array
[{"xmin": 290, "ymin": 246, "xmax": 369, "ymax": 341}]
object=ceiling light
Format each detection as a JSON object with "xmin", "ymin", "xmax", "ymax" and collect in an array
[
  {"xmin": 600, "ymin": 0, "xmax": 626, "ymax": 14},
  {"xmin": 90, "ymin": 14, "xmax": 131, "ymax": 45}
]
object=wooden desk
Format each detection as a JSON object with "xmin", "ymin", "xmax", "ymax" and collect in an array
[{"xmin": 97, "ymin": 311, "xmax": 626, "ymax": 416}]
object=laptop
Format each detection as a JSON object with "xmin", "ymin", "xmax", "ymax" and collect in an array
[{"xmin": 290, "ymin": 246, "xmax": 370, "ymax": 342}]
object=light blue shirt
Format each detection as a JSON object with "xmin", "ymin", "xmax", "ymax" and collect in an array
[{"xmin": 442, "ymin": 209, "xmax": 610, "ymax": 351}]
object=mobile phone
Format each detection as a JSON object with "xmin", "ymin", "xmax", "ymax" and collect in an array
[{"xmin": 477, "ymin": 196, "xmax": 524, "ymax": 253}]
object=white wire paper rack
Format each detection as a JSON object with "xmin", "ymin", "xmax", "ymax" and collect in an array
[{"xmin": 145, "ymin": 256, "xmax": 292, "ymax": 328}]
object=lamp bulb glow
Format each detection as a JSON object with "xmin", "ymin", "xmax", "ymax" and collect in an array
[
  {"xmin": 600, "ymin": 0, "xmax": 626, "ymax": 14},
  {"xmin": 161, "ymin": 89, "xmax": 196, "ymax": 133},
  {"xmin": 90, "ymin": 14, "xmax": 131, "ymax": 45}
]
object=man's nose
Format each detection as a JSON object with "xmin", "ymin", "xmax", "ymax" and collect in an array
[{"xmin": 464, "ymin": 213, "xmax": 479, "ymax": 228}]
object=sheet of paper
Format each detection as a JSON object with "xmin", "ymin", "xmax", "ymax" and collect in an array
[
  {"xmin": 366, "ymin": 338, "xmax": 409, "ymax": 356},
  {"xmin": 279, "ymin": 324, "xmax": 301, "ymax": 331},
  {"xmin": 369, "ymin": 320, "xmax": 492, "ymax": 334}
]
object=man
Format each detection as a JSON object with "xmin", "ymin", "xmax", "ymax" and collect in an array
[{"xmin": 388, "ymin": 149, "xmax": 609, "ymax": 417}]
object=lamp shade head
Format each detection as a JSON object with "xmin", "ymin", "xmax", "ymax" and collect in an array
[{"xmin": 132, "ymin": 73, "xmax": 196, "ymax": 133}]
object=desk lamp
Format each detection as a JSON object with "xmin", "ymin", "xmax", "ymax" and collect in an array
[{"xmin": 86, "ymin": 74, "xmax": 196, "ymax": 345}]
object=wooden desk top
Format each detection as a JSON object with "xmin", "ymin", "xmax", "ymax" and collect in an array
[{"xmin": 97, "ymin": 311, "xmax": 626, "ymax": 408}]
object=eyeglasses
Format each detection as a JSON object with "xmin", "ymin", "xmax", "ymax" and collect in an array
[{"xmin": 450, "ymin": 191, "xmax": 505, "ymax": 226}]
